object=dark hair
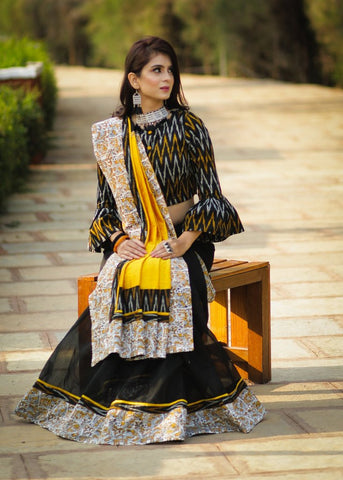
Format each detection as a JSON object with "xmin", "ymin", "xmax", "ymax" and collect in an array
[{"xmin": 115, "ymin": 36, "xmax": 188, "ymax": 117}]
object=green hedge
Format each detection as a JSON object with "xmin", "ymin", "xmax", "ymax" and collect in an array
[
  {"xmin": 0, "ymin": 37, "xmax": 57, "ymax": 129},
  {"xmin": 0, "ymin": 86, "xmax": 47, "ymax": 208},
  {"xmin": 0, "ymin": 38, "xmax": 57, "ymax": 210}
]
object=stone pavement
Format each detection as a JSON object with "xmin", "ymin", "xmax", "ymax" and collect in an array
[{"xmin": 0, "ymin": 66, "xmax": 343, "ymax": 479}]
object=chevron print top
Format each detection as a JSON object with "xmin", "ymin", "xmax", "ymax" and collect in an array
[{"xmin": 89, "ymin": 109, "xmax": 243, "ymax": 251}]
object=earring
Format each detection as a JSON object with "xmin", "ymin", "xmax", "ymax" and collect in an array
[{"xmin": 132, "ymin": 90, "xmax": 142, "ymax": 113}]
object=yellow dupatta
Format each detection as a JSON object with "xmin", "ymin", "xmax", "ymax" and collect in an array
[{"xmin": 112, "ymin": 118, "xmax": 171, "ymax": 319}]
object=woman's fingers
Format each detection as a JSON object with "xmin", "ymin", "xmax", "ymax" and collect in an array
[
  {"xmin": 117, "ymin": 238, "xmax": 146, "ymax": 259},
  {"xmin": 130, "ymin": 239, "xmax": 147, "ymax": 254},
  {"xmin": 150, "ymin": 239, "xmax": 182, "ymax": 258},
  {"xmin": 117, "ymin": 238, "xmax": 188, "ymax": 260}
]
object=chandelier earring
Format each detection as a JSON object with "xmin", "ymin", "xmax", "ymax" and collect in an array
[{"xmin": 132, "ymin": 90, "xmax": 142, "ymax": 114}]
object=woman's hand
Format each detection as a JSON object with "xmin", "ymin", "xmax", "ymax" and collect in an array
[
  {"xmin": 150, "ymin": 231, "xmax": 201, "ymax": 259},
  {"xmin": 116, "ymin": 238, "xmax": 147, "ymax": 260}
]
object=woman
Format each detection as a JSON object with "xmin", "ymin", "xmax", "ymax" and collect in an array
[{"xmin": 15, "ymin": 36, "xmax": 265, "ymax": 445}]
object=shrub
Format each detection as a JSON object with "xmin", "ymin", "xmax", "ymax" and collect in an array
[
  {"xmin": 0, "ymin": 37, "xmax": 57, "ymax": 129},
  {"xmin": 0, "ymin": 87, "xmax": 30, "ymax": 208},
  {"xmin": 0, "ymin": 37, "xmax": 56, "ymax": 210},
  {"xmin": 19, "ymin": 87, "xmax": 48, "ymax": 161}
]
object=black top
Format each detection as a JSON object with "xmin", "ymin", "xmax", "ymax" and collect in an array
[{"xmin": 89, "ymin": 109, "xmax": 243, "ymax": 251}]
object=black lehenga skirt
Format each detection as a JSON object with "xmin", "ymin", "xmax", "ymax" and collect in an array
[{"xmin": 15, "ymin": 241, "xmax": 265, "ymax": 445}]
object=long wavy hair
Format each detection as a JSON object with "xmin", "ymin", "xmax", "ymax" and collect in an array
[{"xmin": 115, "ymin": 36, "xmax": 188, "ymax": 117}]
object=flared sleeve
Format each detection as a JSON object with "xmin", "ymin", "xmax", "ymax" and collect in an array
[
  {"xmin": 88, "ymin": 122, "xmax": 123, "ymax": 252},
  {"xmin": 182, "ymin": 112, "xmax": 244, "ymax": 242}
]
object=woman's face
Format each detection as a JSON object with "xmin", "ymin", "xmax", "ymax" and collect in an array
[{"xmin": 129, "ymin": 53, "xmax": 174, "ymax": 112}]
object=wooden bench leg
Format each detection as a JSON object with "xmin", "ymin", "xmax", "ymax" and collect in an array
[
  {"xmin": 77, "ymin": 274, "xmax": 98, "ymax": 316},
  {"xmin": 210, "ymin": 290, "xmax": 250, "ymax": 381},
  {"xmin": 209, "ymin": 290, "xmax": 228, "ymax": 344},
  {"xmin": 229, "ymin": 285, "xmax": 249, "ymax": 380},
  {"xmin": 231, "ymin": 267, "xmax": 271, "ymax": 383},
  {"xmin": 259, "ymin": 264, "xmax": 271, "ymax": 382}
]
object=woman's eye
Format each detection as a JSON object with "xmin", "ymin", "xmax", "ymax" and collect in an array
[{"xmin": 152, "ymin": 66, "xmax": 173, "ymax": 74}]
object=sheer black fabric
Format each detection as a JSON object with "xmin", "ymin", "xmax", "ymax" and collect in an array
[{"xmin": 34, "ymin": 237, "xmax": 245, "ymax": 417}]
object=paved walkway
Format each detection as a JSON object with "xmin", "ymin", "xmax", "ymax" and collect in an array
[{"xmin": 1, "ymin": 66, "xmax": 343, "ymax": 479}]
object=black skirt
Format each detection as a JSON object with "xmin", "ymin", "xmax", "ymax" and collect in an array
[{"xmin": 15, "ymin": 240, "xmax": 265, "ymax": 445}]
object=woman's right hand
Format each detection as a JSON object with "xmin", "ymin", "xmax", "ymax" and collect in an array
[{"xmin": 116, "ymin": 238, "xmax": 147, "ymax": 260}]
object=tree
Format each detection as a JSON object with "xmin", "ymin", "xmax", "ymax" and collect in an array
[
  {"xmin": 1, "ymin": 0, "xmax": 341, "ymax": 87},
  {"xmin": 84, "ymin": 0, "xmax": 186, "ymax": 68},
  {"xmin": 0, "ymin": 0, "xmax": 91, "ymax": 65},
  {"xmin": 267, "ymin": 0, "xmax": 322, "ymax": 83},
  {"xmin": 305, "ymin": 0, "xmax": 343, "ymax": 86}
]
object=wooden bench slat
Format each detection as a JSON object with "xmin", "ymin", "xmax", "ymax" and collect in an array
[
  {"xmin": 210, "ymin": 259, "xmax": 247, "ymax": 271},
  {"xmin": 210, "ymin": 261, "xmax": 269, "ymax": 279}
]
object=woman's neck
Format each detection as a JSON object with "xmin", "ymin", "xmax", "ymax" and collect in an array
[{"xmin": 141, "ymin": 101, "xmax": 164, "ymax": 114}]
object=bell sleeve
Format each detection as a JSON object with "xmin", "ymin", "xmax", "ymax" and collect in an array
[{"xmin": 182, "ymin": 112, "xmax": 244, "ymax": 242}]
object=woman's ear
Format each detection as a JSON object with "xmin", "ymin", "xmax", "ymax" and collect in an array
[{"xmin": 128, "ymin": 72, "xmax": 139, "ymax": 90}]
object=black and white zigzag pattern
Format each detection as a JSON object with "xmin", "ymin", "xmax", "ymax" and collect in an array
[{"xmin": 89, "ymin": 109, "xmax": 244, "ymax": 250}]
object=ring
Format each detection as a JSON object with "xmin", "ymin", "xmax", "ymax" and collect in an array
[{"xmin": 163, "ymin": 241, "xmax": 173, "ymax": 254}]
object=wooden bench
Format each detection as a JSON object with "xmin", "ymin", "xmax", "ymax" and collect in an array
[
  {"xmin": 77, "ymin": 259, "xmax": 271, "ymax": 384},
  {"xmin": 209, "ymin": 259, "xmax": 271, "ymax": 384}
]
